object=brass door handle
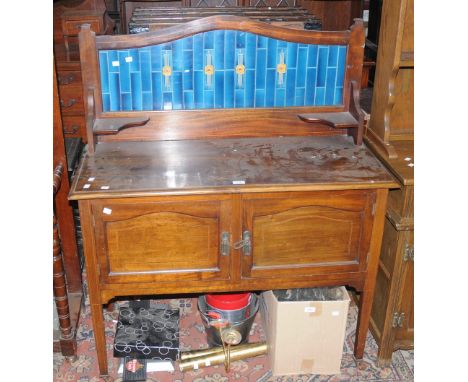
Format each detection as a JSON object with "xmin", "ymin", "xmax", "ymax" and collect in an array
[
  {"xmin": 234, "ymin": 231, "xmax": 251, "ymax": 256},
  {"xmin": 220, "ymin": 232, "xmax": 230, "ymax": 256}
]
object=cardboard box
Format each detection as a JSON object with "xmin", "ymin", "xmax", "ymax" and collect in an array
[{"xmin": 261, "ymin": 287, "xmax": 350, "ymax": 376}]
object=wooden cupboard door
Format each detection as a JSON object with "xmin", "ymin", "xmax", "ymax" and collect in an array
[
  {"xmin": 394, "ymin": 230, "xmax": 414, "ymax": 345},
  {"xmin": 241, "ymin": 190, "xmax": 376, "ymax": 279},
  {"xmin": 91, "ymin": 196, "xmax": 233, "ymax": 284}
]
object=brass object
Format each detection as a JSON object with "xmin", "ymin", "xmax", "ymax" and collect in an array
[
  {"xmin": 221, "ymin": 328, "xmax": 242, "ymax": 345},
  {"xmin": 220, "ymin": 232, "xmax": 230, "ymax": 256},
  {"xmin": 180, "ymin": 347, "xmax": 225, "ymax": 361},
  {"xmin": 233, "ymin": 230, "xmax": 251, "ymax": 256},
  {"xmin": 178, "ymin": 342, "xmax": 268, "ymax": 372}
]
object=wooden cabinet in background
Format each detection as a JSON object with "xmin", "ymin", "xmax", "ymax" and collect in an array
[
  {"xmin": 365, "ymin": 0, "xmax": 413, "ymax": 159},
  {"xmin": 369, "ymin": 141, "xmax": 414, "ymax": 366},
  {"xmin": 54, "ymin": 0, "xmax": 115, "ymax": 143}
]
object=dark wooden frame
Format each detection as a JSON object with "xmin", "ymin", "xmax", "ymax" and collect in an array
[{"xmin": 79, "ymin": 15, "xmax": 366, "ymax": 154}]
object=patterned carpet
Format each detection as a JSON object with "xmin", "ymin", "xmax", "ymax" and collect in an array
[{"xmin": 53, "ymin": 289, "xmax": 414, "ymax": 382}]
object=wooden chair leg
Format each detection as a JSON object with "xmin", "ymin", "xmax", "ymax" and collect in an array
[{"xmin": 54, "ymin": 164, "xmax": 78, "ymax": 357}]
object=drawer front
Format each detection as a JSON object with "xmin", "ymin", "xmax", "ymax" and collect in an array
[
  {"xmin": 57, "ymin": 70, "xmax": 82, "ymax": 87},
  {"xmin": 62, "ymin": 115, "xmax": 86, "ymax": 140},
  {"xmin": 241, "ymin": 190, "xmax": 376, "ymax": 279},
  {"xmin": 63, "ymin": 18, "xmax": 103, "ymax": 36},
  {"xmin": 58, "ymin": 85, "xmax": 84, "ymax": 115},
  {"xmin": 91, "ymin": 197, "xmax": 233, "ymax": 284}
]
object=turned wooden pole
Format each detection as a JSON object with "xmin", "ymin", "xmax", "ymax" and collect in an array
[{"xmin": 53, "ymin": 164, "xmax": 74, "ymax": 341}]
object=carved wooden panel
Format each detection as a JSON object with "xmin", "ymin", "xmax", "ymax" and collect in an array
[
  {"xmin": 241, "ymin": 190, "xmax": 375, "ymax": 279},
  {"xmin": 252, "ymin": 205, "xmax": 361, "ymax": 266},
  {"xmin": 92, "ymin": 197, "xmax": 232, "ymax": 283},
  {"xmin": 106, "ymin": 211, "xmax": 218, "ymax": 272}
]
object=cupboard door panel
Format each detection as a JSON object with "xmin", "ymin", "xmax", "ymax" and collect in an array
[
  {"xmin": 242, "ymin": 190, "xmax": 376, "ymax": 279},
  {"xmin": 106, "ymin": 211, "xmax": 218, "ymax": 273},
  {"xmin": 92, "ymin": 196, "xmax": 232, "ymax": 284},
  {"xmin": 253, "ymin": 205, "xmax": 361, "ymax": 266}
]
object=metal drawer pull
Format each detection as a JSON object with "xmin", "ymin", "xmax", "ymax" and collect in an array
[
  {"xmin": 220, "ymin": 232, "xmax": 230, "ymax": 256},
  {"xmin": 63, "ymin": 124, "xmax": 80, "ymax": 135},
  {"xmin": 60, "ymin": 99, "xmax": 77, "ymax": 108},
  {"xmin": 234, "ymin": 231, "xmax": 251, "ymax": 256},
  {"xmin": 58, "ymin": 73, "xmax": 76, "ymax": 85}
]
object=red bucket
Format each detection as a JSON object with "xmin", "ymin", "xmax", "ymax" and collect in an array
[{"xmin": 205, "ymin": 292, "xmax": 252, "ymax": 323}]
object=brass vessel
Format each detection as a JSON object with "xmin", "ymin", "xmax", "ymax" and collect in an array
[{"xmin": 179, "ymin": 342, "xmax": 268, "ymax": 372}]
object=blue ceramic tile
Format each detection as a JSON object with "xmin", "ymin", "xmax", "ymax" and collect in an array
[
  {"xmin": 267, "ymin": 38, "xmax": 277, "ymax": 68},
  {"xmin": 286, "ymin": 69, "xmax": 296, "ymax": 106},
  {"xmin": 118, "ymin": 51, "xmax": 131, "ymax": 93},
  {"xmin": 129, "ymin": 49, "xmax": 140, "ymax": 72},
  {"xmin": 99, "ymin": 33, "xmax": 349, "ymax": 111},
  {"xmin": 108, "ymin": 50, "xmax": 119, "ymax": 73},
  {"xmin": 258, "ymin": 36, "xmax": 267, "ymax": 49},
  {"xmin": 183, "ymin": 71, "xmax": 193, "ymax": 91},
  {"xmin": 328, "ymin": 45, "xmax": 339, "ymax": 67},
  {"xmin": 295, "ymin": 87, "xmax": 305, "ymax": 106},
  {"xmin": 265, "ymin": 69, "xmax": 276, "ymax": 107},
  {"xmin": 224, "ymin": 70, "xmax": 234, "ymax": 108},
  {"xmin": 140, "ymin": 50, "xmax": 151, "ymax": 92},
  {"xmin": 307, "ymin": 45, "xmax": 318, "ymax": 68},
  {"xmin": 163, "ymin": 92, "xmax": 173, "ymax": 110},
  {"xmin": 193, "ymin": 34, "xmax": 203, "ymax": 70},
  {"xmin": 102, "ymin": 93, "xmax": 110, "ymax": 111},
  {"xmin": 275, "ymin": 88, "xmax": 285, "ymax": 107},
  {"xmin": 184, "ymin": 91, "xmax": 194, "ymax": 109},
  {"xmin": 315, "ymin": 87, "xmax": 325, "ymax": 106},
  {"xmin": 109, "ymin": 72, "xmax": 120, "ymax": 111},
  {"xmin": 183, "ymin": 36, "xmax": 193, "ymax": 50},
  {"xmin": 246, "ymin": 33, "xmax": 256, "ymax": 69},
  {"xmin": 99, "ymin": 52, "xmax": 109, "ymax": 94},
  {"xmin": 204, "ymin": 31, "xmax": 214, "ymax": 49},
  {"xmin": 317, "ymin": 46, "xmax": 328, "ymax": 87},
  {"xmin": 173, "ymin": 39, "xmax": 183, "ymax": 71},
  {"xmin": 172, "ymin": 71, "xmax": 183, "ymax": 109},
  {"xmin": 151, "ymin": 72, "xmax": 162, "ymax": 110},
  {"xmin": 278, "ymin": 40, "xmax": 287, "ymax": 48},
  {"xmin": 305, "ymin": 68, "xmax": 317, "ymax": 105},
  {"xmin": 255, "ymin": 89, "xmax": 265, "ymax": 107},
  {"xmin": 194, "ymin": 71, "xmax": 204, "ymax": 108},
  {"xmin": 245, "ymin": 70, "xmax": 255, "ymax": 107},
  {"xmin": 183, "ymin": 50, "xmax": 193, "ymax": 72},
  {"xmin": 131, "ymin": 72, "xmax": 142, "ymax": 110},
  {"xmin": 287, "ymin": 43, "xmax": 298, "ymax": 68},
  {"xmin": 150, "ymin": 45, "xmax": 162, "ymax": 71},
  {"xmin": 325, "ymin": 67, "xmax": 337, "ymax": 104},
  {"xmin": 256, "ymin": 49, "xmax": 266, "ymax": 89},
  {"xmin": 235, "ymin": 88, "xmax": 244, "ymax": 108},
  {"xmin": 121, "ymin": 93, "xmax": 132, "ymax": 111},
  {"xmin": 296, "ymin": 47, "xmax": 307, "ymax": 88},
  {"xmin": 225, "ymin": 31, "xmax": 235, "ymax": 68},
  {"xmin": 336, "ymin": 46, "xmax": 347, "ymax": 87},
  {"xmin": 142, "ymin": 92, "xmax": 152, "ymax": 110},
  {"xmin": 214, "ymin": 30, "xmax": 225, "ymax": 70},
  {"xmin": 215, "ymin": 71, "xmax": 224, "ymax": 108},
  {"xmin": 204, "ymin": 49, "xmax": 214, "ymax": 89},
  {"xmin": 204, "ymin": 90, "xmax": 214, "ymax": 108},
  {"xmin": 334, "ymin": 87, "xmax": 343, "ymax": 105},
  {"xmin": 236, "ymin": 31, "xmax": 246, "ymax": 48}
]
